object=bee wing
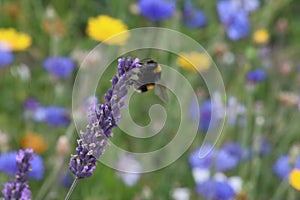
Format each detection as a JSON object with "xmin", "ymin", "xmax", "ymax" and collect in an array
[{"xmin": 155, "ymin": 83, "xmax": 168, "ymax": 103}]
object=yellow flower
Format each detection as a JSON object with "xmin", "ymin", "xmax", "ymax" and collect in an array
[
  {"xmin": 21, "ymin": 132, "xmax": 48, "ymax": 154},
  {"xmin": 289, "ymin": 169, "xmax": 300, "ymax": 191},
  {"xmin": 176, "ymin": 52, "xmax": 211, "ymax": 72},
  {"xmin": 253, "ymin": 29, "xmax": 269, "ymax": 45},
  {"xmin": 86, "ymin": 15, "xmax": 129, "ymax": 45},
  {"xmin": 0, "ymin": 28, "xmax": 31, "ymax": 51}
]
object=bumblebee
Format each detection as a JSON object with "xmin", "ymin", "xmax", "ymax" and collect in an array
[{"xmin": 132, "ymin": 59, "xmax": 168, "ymax": 102}]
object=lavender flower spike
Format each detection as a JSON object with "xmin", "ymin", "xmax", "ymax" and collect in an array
[
  {"xmin": 2, "ymin": 149, "xmax": 34, "ymax": 200},
  {"xmin": 69, "ymin": 57, "xmax": 141, "ymax": 180}
]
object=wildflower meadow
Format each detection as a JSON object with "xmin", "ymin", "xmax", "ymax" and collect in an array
[{"xmin": 1, "ymin": 0, "xmax": 300, "ymax": 199}]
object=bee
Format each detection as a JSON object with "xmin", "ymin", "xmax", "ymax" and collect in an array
[{"xmin": 132, "ymin": 59, "xmax": 168, "ymax": 103}]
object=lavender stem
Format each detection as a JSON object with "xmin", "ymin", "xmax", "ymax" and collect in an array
[{"xmin": 64, "ymin": 177, "xmax": 79, "ymax": 200}]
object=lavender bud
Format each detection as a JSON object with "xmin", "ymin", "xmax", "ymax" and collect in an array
[
  {"xmin": 69, "ymin": 57, "xmax": 141, "ymax": 179},
  {"xmin": 1, "ymin": 149, "xmax": 33, "ymax": 200}
]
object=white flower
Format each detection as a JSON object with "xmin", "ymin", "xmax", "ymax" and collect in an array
[
  {"xmin": 192, "ymin": 168, "xmax": 210, "ymax": 183},
  {"xmin": 172, "ymin": 188, "xmax": 190, "ymax": 200},
  {"xmin": 116, "ymin": 154, "xmax": 142, "ymax": 186}
]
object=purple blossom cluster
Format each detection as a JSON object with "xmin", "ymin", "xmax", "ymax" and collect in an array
[
  {"xmin": 1, "ymin": 149, "xmax": 34, "ymax": 200},
  {"xmin": 69, "ymin": 57, "xmax": 141, "ymax": 179}
]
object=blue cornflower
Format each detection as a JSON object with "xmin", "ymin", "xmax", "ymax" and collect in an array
[
  {"xmin": 258, "ymin": 138, "xmax": 271, "ymax": 156},
  {"xmin": 190, "ymin": 98, "xmax": 224, "ymax": 133},
  {"xmin": 222, "ymin": 142, "xmax": 244, "ymax": 162},
  {"xmin": 196, "ymin": 179, "xmax": 235, "ymax": 200},
  {"xmin": 246, "ymin": 68, "xmax": 266, "ymax": 83},
  {"xmin": 23, "ymin": 98, "xmax": 40, "ymax": 111},
  {"xmin": 232, "ymin": 0, "xmax": 260, "ymax": 13},
  {"xmin": 183, "ymin": 1, "xmax": 207, "ymax": 29},
  {"xmin": 190, "ymin": 142, "xmax": 244, "ymax": 172},
  {"xmin": 29, "ymin": 155, "xmax": 44, "ymax": 180},
  {"xmin": 60, "ymin": 172, "xmax": 73, "ymax": 188},
  {"xmin": 217, "ymin": 0, "xmax": 250, "ymax": 40},
  {"xmin": 0, "ymin": 49, "xmax": 14, "ymax": 68},
  {"xmin": 199, "ymin": 100, "xmax": 213, "ymax": 132},
  {"xmin": 43, "ymin": 56, "xmax": 75, "ymax": 78},
  {"xmin": 216, "ymin": 143, "xmax": 244, "ymax": 171},
  {"xmin": 189, "ymin": 99, "xmax": 213, "ymax": 132},
  {"xmin": 273, "ymin": 155, "xmax": 300, "ymax": 180},
  {"xmin": 0, "ymin": 152, "xmax": 16, "ymax": 175},
  {"xmin": 215, "ymin": 149, "xmax": 240, "ymax": 171},
  {"xmin": 137, "ymin": 0, "xmax": 176, "ymax": 21},
  {"xmin": 226, "ymin": 11, "xmax": 250, "ymax": 41},
  {"xmin": 0, "ymin": 151, "xmax": 44, "ymax": 180},
  {"xmin": 33, "ymin": 106, "xmax": 70, "ymax": 126},
  {"xmin": 189, "ymin": 144, "xmax": 214, "ymax": 169}
]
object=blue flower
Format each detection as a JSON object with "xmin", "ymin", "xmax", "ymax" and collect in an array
[
  {"xmin": 183, "ymin": 1, "xmax": 207, "ymax": 29},
  {"xmin": 273, "ymin": 155, "xmax": 300, "ymax": 180},
  {"xmin": 190, "ymin": 95, "xmax": 227, "ymax": 133},
  {"xmin": 0, "ymin": 151, "xmax": 44, "ymax": 180},
  {"xmin": 138, "ymin": 0, "xmax": 176, "ymax": 21},
  {"xmin": 222, "ymin": 142, "xmax": 244, "ymax": 162},
  {"xmin": 190, "ymin": 142, "xmax": 244, "ymax": 171},
  {"xmin": 23, "ymin": 97, "xmax": 40, "ymax": 111},
  {"xmin": 258, "ymin": 138, "xmax": 271, "ymax": 156},
  {"xmin": 60, "ymin": 172, "xmax": 73, "ymax": 188},
  {"xmin": 43, "ymin": 56, "xmax": 75, "ymax": 78},
  {"xmin": 215, "ymin": 149, "xmax": 240, "ymax": 171},
  {"xmin": 232, "ymin": 0, "xmax": 260, "ymax": 13},
  {"xmin": 189, "ymin": 144, "xmax": 214, "ymax": 169},
  {"xmin": 29, "ymin": 155, "xmax": 44, "ymax": 180},
  {"xmin": 215, "ymin": 143, "xmax": 244, "ymax": 171},
  {"xmin": 226, "ymin": 11, "xmax": 250, "ymax": 41},
  {"xmin": 217, "ymin": 0, "xmax": 250, "ymax": 40},
  {"xmin": 196, "ymin": 179, "xmax": 235, "ymax": 200},
  {"xmin": 0, "ymin": 49, "xmax": 14, "ymax": 68},
  {"xmin": 33, "ymin": 106, "xmax": 70, "ymax": 126},
  {"xmin": 199, "ymin": 100, "xmax": 213, "ymax": 132},
  {"xmin": 247, "ymin": 68, "xmax": 266, "ymax": 83},
  {"xmin": 189, "ymin": 99, "xmax": 213, "ymax": 132}
]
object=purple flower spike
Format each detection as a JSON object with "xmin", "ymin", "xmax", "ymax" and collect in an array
[
  {"xmin": 69, "ymin": 57, "xmax": 141, "ymax": 179},
  {"xmin": 69, "ymin": 139, "xmax": 97, "ymax": 179},
  {"xmin": 2, "ymin": 149, "xmax": 34, "ymax": 200}
]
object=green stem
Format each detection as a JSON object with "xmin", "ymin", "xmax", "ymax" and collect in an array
[
  {"xmin": 64, "ymin": 177, "xmax": 79, "ymax": 200},
  {"xmin": 35, "ymin": 122, "xmax": 75, "ymax": 200},
  {"xmin": 249, "ymin": 116, "xmax": 264, "ymax": 199},
  {"xmin": 239, "ymin": 85, "xmax": 254, "ymax": 178},
  {"xmin": 272, "ymin": 180, "xmax": 289, "ymax": 199}
]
